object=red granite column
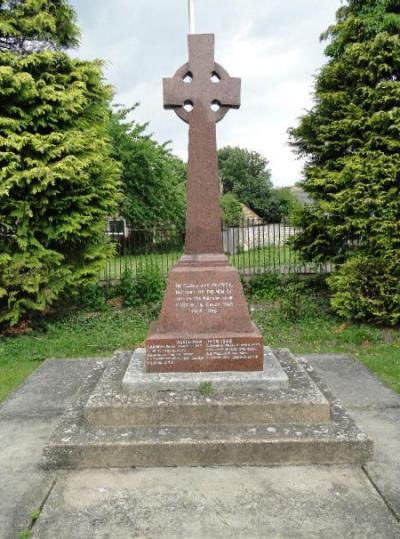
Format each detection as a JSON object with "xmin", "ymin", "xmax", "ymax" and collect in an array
[{"xmin": 185, "ymin": 107, "xmax": 223, "ymax": 255}]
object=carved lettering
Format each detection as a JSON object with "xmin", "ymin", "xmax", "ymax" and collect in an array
[
  {"xmin": 146, "ymin": 338, "xmax": 260, "ymax": 368},
  {"xmin": 175, "ymin": 282, "xmax": 234, "ymax": 315}
]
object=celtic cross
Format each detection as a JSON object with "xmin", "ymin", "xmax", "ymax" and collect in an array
[{"xmin": 163, "ymin": 34, "xmax": 241, "ymax": 255}]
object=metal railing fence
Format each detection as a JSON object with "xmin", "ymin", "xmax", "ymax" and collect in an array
[{"xmin": 101, "ymin": 219, "xmax": 332, "ymax": 283}]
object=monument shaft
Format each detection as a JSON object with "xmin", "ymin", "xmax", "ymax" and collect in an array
[{"xmin": 186, "ymin": 118, "xmax": 221, "ymax": 254}]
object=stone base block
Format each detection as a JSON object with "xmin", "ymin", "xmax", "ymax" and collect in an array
[
  {"xmin": 123, "ymin": 347, "xmax": 289, "ymax": 395},
  {"xmin": 43, "ymin": 350, "xmax": 373, "ymax": 468}
]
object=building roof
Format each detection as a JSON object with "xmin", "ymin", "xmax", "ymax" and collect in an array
[{"xmin": 240, "ymin": 204, "xmax": 263, "ymax": 223}]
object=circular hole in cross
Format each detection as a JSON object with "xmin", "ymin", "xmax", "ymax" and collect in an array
[
  {"xmin": 183, "ymin": 72, "xmax": 193, "ymax": 84},
  {"xmin": 211, "ymin": 100, "xmax": 221, "ymax": 112},
  {"xmin": 184, "ymin": 100, "xmax": 194, "ymax": 112},
  {"xmin": 211, "ymin": 71, "xmax": 221, "ymax": 83}
]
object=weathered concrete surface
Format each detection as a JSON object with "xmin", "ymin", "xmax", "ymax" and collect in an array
[
  {"xmin": 43, "ymin": 422, "xmax": 372, "ymax": 469},
  {"xmin": 0, "ymin": 471, "xmax": 54, "ymax": 539},
  {"xmin": 2, "ymin": 353, "xmax": 400, "ymax": 538},
  {"xmin": 0, "ymin": 418, "xmax": 58, "ymax": 539},
  {"xmin": 355, "ymin": 408, "xmax": 400, "ymax": 520},
  {"xmin": 306, "ymin": 353, "xmax": 400, "ymax": 521},
  {"xmin": 0, "ymin": 416, "xmax": 58, "ymax": 539},
  {"xmin": 303, "ymin": 354, "xmax": 400, "ymax": 409},
  {"xmin": 31, "ymin": 467, "xmax": 400, "ymax": 539},
  {"xmin": 0, "ymin": 358, "xmax": 100, "ymax": 419},
  {"xmin": 0, "ymin": 358, "xmax": 108, "ymax": 539},
  {"xmin": 0, "ymin": 418, "xmax": 59, "ymax": 473},
  {"xmin": 123, "ymin": 347, "xmax": 289, "ymax": 394}
]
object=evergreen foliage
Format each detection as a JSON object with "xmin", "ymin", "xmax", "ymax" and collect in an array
[
  {"xmin": 0, "ymin": 0, "xmax": 120, "ymax": 327},
  {"xmin": 109, "ymin": 105, "xmax": 186, "ymax": 229},
  {"xmin": 328, "ymin": 254, "xmax": 400, "ymax": 325},
  {"xmin": 0, "ymin": 0, "xmax": 80, "ymax": 52},
  {"xmin": 289, "ymin": 0, "xmax": 400, "ymax": 324}
]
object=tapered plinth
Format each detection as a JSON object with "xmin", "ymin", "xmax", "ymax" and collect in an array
[{"xmin": 145, "ymin": 255, "xmax": 264, "ymax": 373}]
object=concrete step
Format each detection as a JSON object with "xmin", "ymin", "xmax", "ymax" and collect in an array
[
  {"xmin": 83, "ymin": 350, "xmax": 330, "ymax": 427},
  {"xmin": 44, "ymin": 419, "xmax": 372, "ymax": 468}
]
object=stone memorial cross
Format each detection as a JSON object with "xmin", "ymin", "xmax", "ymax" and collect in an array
[
  {"xmin": 145, "ymin": 34, "xmax": 263, "ymax": 374},
  {"xmin": 163, "ymin": 34, "xmax": 241, "ymax": 254}
]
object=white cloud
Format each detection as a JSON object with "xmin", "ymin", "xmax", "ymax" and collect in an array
[{"xmin": 69, "ymin": 0, "xmax": 342, "ymax": 186}]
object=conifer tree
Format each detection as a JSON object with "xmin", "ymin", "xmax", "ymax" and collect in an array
[
  {"xmin": 290, "ymin": 0, "xmax": 400, "ymax": 325},
  {"xmin": 0, "ymin": 0, "xmax": 120, "ymax": 327}
]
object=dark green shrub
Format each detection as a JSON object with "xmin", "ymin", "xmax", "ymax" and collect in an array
[
  {"xmin": 245, "ymin": 274, "xmax": 330, "ymax": 322},
  {"xmin": 277, "ymin": 280, "xmax": 330, "ymax": 322},
  {"xmin": 243, "ymin": 273, "xmax": 281, "ymax": 301},
  {"xmin": 334, "ymin": 323, "xmax": 382, "ymax": 346},
  {"xmin": 120, "ymin": 268, "xmax": 165, "ymax": 308},
  {"xmin": 328, "ymin": 256, "xmax": 400, "ymax": 326},
  {"xmin": 78, "ymin": 284, "xmax": 107, "ymax": 312},
  {"xmin": 119, "ymin": 270, "xmax": 136, "ymax": 307}
]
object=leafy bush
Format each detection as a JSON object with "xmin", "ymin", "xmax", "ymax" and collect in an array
[
  {"xmin": 120, "ymin": 268, "xmax": 165, "ymax": 309},
  {"xmin": 77, "ymin": 284, "xmax": 107, "ymax": 312},
  {"xmin": 328, "ymin": 256, "xmax": 400, "ymax": 326},
  {"xmin": 109, "ymin": 105, "xmax": 186, "ymax": 229},
  {"xmin": 243, "ymin": 273, "xmax": 281, "ymax": 302},
  {"xmin": 220, "ymin": 193, "xmax": 244, "ymax": 226},
  {"xmin": 245, "ymin": 274, "xmax": 330, "ymax": 322},
  {"xmin": 277, "ymin": 280, "xmax": 329, "ymax": 322},
  {"xmin": 273, "ymin": 187, "xmax": 304, "ymax": 224}
]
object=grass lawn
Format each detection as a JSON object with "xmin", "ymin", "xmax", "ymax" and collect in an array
[
  {"xmin": 0, "ymin": 309, "xmax": 148, "ymax": 403},
  {"xmin": 1, "ymin": 298, "xmax": 399, "ymax": 403},
  {"xmin": 253, "ymin": 308, "xmax": 400, "ymax": 393},
  {"xmin": 231, "ymin": 245, "xmax": 300, "ymax": 269}
]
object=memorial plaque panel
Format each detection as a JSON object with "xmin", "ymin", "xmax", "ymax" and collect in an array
[{"xmin": 146, "ymin": 335, "xmax": 263, "ymax": 373}]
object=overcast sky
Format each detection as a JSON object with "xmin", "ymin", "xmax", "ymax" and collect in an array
[{"xmin": 69, "ymin": 0, "xmax": 342, "ymax": 187}]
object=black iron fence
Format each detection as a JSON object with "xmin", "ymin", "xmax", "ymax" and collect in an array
[{"xmin": 101, "ymin": 219, "xmax": 332, "ymax": 283}]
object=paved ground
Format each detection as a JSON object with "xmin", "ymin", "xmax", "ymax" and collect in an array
[{"xmin": 1, "ymin": 353, "xmax": 399, "ymax": 539}]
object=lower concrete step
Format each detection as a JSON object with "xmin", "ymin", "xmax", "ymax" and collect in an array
[{"xmin": 44, "ymin": 419, "xmax": 372, "ymax": 468}]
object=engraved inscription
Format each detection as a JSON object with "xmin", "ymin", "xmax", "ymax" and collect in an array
[
  {"xmin": 206, "ymin": 339, "xmax": 260, "ymax": 361},
  {"xmin": 147, "ymin": 337, "xmax": 260, "ymax": 368},
  {"xmin": 147, "ymin": 339, "xmax": 203, "ymax": 366},
  {"xmin": 175, "ymin": 282, "xmax": 234, "ymax": 315}
]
